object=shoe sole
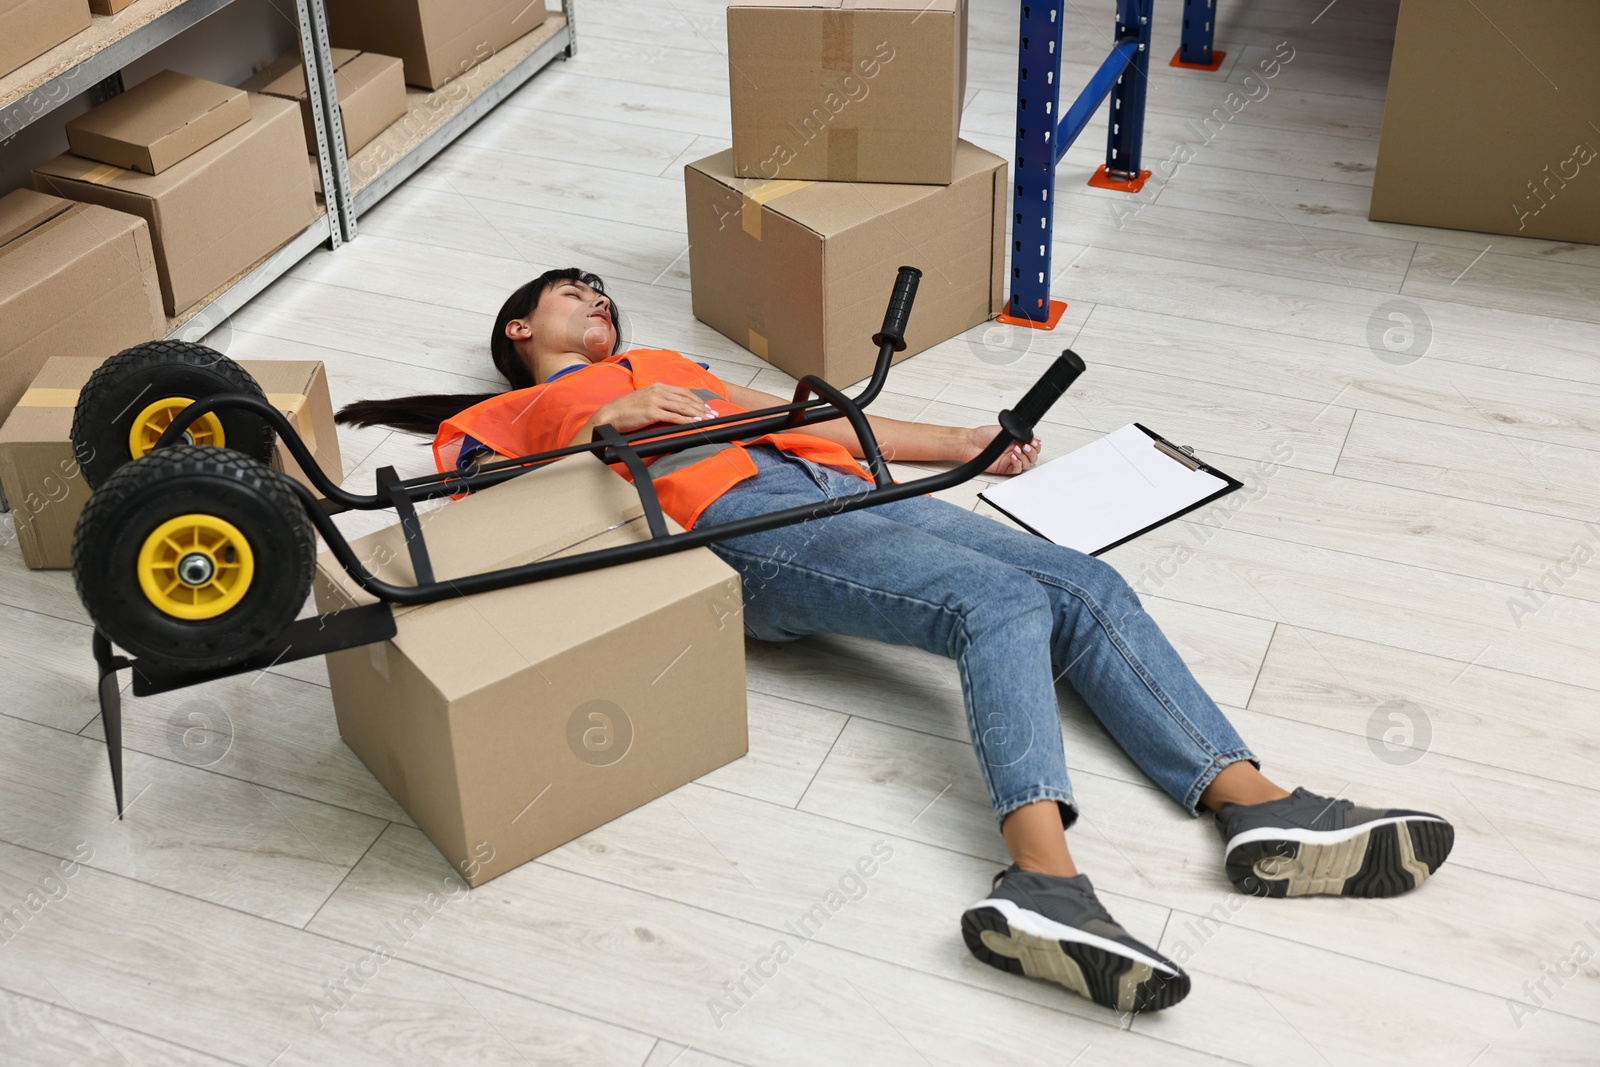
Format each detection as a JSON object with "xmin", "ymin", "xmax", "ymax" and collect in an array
[
  {"xmin": 961, "ymin": 897, "xmax": 1190, "ymax": 1013},
  {"xmin": 1224, "ymin": 816, "xmax": 1454, "ymax": 898}
]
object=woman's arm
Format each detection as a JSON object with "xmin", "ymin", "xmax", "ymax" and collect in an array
[{"xmin": 723, "ymin": 381, "xmax": 965, "ymax": 462}]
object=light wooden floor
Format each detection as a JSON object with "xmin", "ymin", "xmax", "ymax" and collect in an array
[{"xmin": 4, "ymin": 0, "xmax": 1599, "ymax": 1063}]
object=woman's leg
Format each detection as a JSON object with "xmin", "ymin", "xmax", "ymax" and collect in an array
[
  {"xmin": 800, "ymin": 458, "xmax": 1284, "ymax": 817},
  {"xmin": 696, "ymin": 446, "xmax": 1084, "ymax": 854},
  {"xmin": 700, "ymin": 450, "xmax": 1191, "ymax": 1012}
]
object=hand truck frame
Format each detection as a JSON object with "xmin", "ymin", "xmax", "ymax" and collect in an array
[{"xmin": 83, "ymin": 267, "xmax": 1087, "ymax": 814}]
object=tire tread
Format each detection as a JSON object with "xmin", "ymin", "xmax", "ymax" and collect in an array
[{"xmin": 73, "ymin": 444, "xmax": 314, "ymax": 671}]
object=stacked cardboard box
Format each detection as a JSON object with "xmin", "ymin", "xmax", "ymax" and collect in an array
[
  {"xmin": 0, "ymin": 189, "xmax": 165, "ymax": 426},
  {"xmin": 239, "ymin": 47, "xmax": 407, "ymax": 157},
  {"xmin": 1370, "ymin": 0, "xmax": 1599, "ymax": 244},
  {"xmin": 0, "ymin": 0, "xmax": 91, "ymax": 80},
  {"xmin": 32, "ymin": 71, "xmax": 319, "ymax": 317},
  {"xmin": 323, "ymin": 0, "xmax": 549, "ymax": 91},
  {"xmin": 687, "ymin": 0, "xmax": 1001, "ymax": 385}
]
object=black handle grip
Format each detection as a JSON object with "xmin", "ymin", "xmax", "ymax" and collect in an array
[
  {"xmin": 871, "ymin": 266, "xmax": 922, "ymax": 352},
  {"xmin": 1000, "ymin": 349, "xmax": 1086, "ymax": 441}
]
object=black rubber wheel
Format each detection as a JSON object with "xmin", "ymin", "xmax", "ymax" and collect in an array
[
  {"xmin": 72, "ymin": 445, "xmax": 316, "ymax": 672},
  {"xmin": 71, "ymin": 340, "xmax": 276, "ymax": 491}
]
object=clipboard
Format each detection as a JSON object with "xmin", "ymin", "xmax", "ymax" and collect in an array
[{"xmin": 976, "ymin": 422, "xmax": 1245, "ymax": 556}]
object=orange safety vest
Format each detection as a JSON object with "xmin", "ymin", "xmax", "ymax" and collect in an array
[{"xmin": 433, "ymin": 347, "xmax": 915, "ymax": 531}]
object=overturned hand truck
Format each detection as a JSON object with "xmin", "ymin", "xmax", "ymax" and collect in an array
[{"xmin": 71, "ymin": 267, "xmax": 1087, "ymax": 817}]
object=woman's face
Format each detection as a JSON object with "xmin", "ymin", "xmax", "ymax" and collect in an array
[{"xmin": 512, "ymin": 278, "xmax": 615, "ymax": 368}]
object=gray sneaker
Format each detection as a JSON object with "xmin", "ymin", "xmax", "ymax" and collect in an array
[
  {"xmin": 961, "ymin": 864, "xmax": 1190, "ymax": 1013},
  {"xmin": 1215, "ymin": 786, "xmax": 1454, "ymax": 898}
]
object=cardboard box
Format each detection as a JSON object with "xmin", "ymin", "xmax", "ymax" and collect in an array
[
  {"xmin": 1370, "ymin": 0, "xmax": 1599, "ymax": 244},
  {"xmin": 312, "ymin": 451, "xmax": 748, "ymax": 887},
  {"xmin": 33, "ymin": 92, "xmax": 319, "ymax": 316},
  {"xmin": 0, "ymin": 356, "xmax": 343, "ymax": 570},
  {"xmin": 66, "ymin": 70, "xmax": 251, "ymax": 176},
  {"xmin": 324, "ymin": 0, "xmax": 548, "ymax": 91},
  {"xmin": 0, "ymin": 189, "xmax": 164, "ymax": 427},
  {"xmin": 0, "ymin": 0, "xmax": 91, "ymax": 80},
  {"xmin": 240, "ymin": 48, "xmax": 407, "ymax": 157},
  {"xmin": 89, "ymin": 0, "xmax": 140, "ymax": 13},
  {"xmin": 728, "ymin": 0, "xmax": 967, "ymax": 184},
  {"xmin": 685, "ymin": 138, "xmax": 1005, "ymax": 385}
]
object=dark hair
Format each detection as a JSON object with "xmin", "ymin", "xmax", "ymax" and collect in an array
[{"xmin": 333, "ymin": 268, "xmax": 624, "ymax": 436}]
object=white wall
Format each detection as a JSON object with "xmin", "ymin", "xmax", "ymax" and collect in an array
[{"xmin": 0, "ymin": 0, "xmax": 302, "ymax": 195}]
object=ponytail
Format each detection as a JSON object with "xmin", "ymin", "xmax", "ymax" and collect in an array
[{"xmin": 332, "ymin": 268, "xmax": 624, "ymax": 436}]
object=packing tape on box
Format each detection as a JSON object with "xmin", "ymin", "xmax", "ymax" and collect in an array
[
  {"xmin": 81, "ymin": 163, "xmax": 125, "ymax": 186},
  {"xmin": 827, "ymin": 127, "xmax": 859, "ymax": 178},
  {"xmin": 747, "ymin": 330, "xmax": 769, "ymax": 358},
  {"xmin": 740, "ymin": 179, "xmax": 813, "ymax": 240},
  {"xmin": 14, "ymin": 387, "xmax": 316, "ymax": 453},
  {"xmin": 265, "ymin": 392, "xmax": 314, "ymax": 453},
  {"xmin": 822, "ymin": 10, "xmax": 854, "ymax": 72},
  {"xmin": 16, "ymin": 389, "xmax": 82, "ymax": 408}
]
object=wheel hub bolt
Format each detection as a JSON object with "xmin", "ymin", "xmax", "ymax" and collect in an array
[{"xmin": 177, "ymin": 553, "xmax": 214, "ymax": 586}]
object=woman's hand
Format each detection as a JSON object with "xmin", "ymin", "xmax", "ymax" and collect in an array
[
  {"xmin": 594, "ymin": 384, "xmax": 719, "ymax": 434},
  {"xmin": 961, "ymin": 424, "xmax": 1041, "ymax": 476}
]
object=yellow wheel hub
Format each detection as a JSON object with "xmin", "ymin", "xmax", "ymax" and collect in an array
[
  {"xmin": 137, "ymin": 514, "xmax": 254, "ymax": 621},
  {"xmin": 128, "ymin": 397, "xmax": 226, "ymax": 459}
]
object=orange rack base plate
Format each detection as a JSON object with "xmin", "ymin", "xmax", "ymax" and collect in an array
[
  {"xmin": 1087, "ymin": 165, "xmax": 1152, "ymax": 193},
  {"xmin": 1169, "ymin": 47, "xmax": 1227, "ymax": 71},
  {"xmin": 997, "ymin": 299, "xmax": 1070, "ymax": 331}
]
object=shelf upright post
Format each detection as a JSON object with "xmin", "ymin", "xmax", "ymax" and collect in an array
[
  {"xmin": 1003, "ymin": 1, "xmax": 1066, "ymax": 328},
  {"xmin": 1172, "ymin": 0, "xmax": 1226, "ymax": 70},
  {"xmin": 296, "ymin": 0, "xmax": 354, "ymax": 244},
  {"xmin": 1102, "ymin": 0, "xmax": 1153, "ymax": 185}
]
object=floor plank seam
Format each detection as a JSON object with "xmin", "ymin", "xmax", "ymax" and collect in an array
[
  {"xmin": 0, "ymin": 983, "xmax": 259, "ymax": 1067},
  {"xmin": 788, "ymin": 712, "xmax": 852, "ymax": 814},
  {"xmin": 299, "ymin": 825, "xmax": 393, "ymax": 932}
]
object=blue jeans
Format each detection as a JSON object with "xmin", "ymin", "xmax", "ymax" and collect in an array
[{"xmin": 697, "ymin": 444, "xmax": 1259, "ymax": 834}]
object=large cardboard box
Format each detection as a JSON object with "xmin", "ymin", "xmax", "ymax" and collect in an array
[
  {"xmin": 66, "ymin": 70, "xmax": 251, "ymax": 176},
  {"xmin": 239, "ymin": 48, "xmax": 406, "ymax": 157},
  {"xmin": 0, "ymin": 0, "xmax": 91, "ymax": 80},
  {"xmin": 685, "ymin": 138, "xmax": 1005, "ymax": 385},
  {"xmin": 0, "ymin": 356, "xmax": 343, "ymax": 570},
  {"xmin": 313, "ymin": 452, "xmax": 748, "ymax": 887},
  {"xmin": 324, "ymin": 0, "xmax": 549, "ymax": 91},
  {"xmin": 33, "ymin": 93, "xmax": 319, "ymax": 316},
  {"xmin": 1370, "ymin": 0, "xmax": 1600, "ymax": 244},
  {"xmin": 0, "ymin": 190, "xmax": 164, "ymax": 427},
  {"xmin": 729, "ymin": 0, "xmax": 967, "ymax": 184}
]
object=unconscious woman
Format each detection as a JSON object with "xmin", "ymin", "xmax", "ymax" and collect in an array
[{"xmin": 335, "ymin": 268, "xmax": 1455, "ymax": 1014}]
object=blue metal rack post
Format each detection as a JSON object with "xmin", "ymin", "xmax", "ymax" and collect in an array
[
  {"xmin": 1173, "ymin": 0, "xmax": 1226, "ymax": 70},
  {"xmin": 1104, "ymin": 0, "xmax": 1154, "ymax": 184},
  {"xmin": 1003, "ymin": 0, "xmax": 1154, "ymax": 328},
  {"xmin": 1005, "ymin": 2, "xmax": 1065, "ymax": 326}
]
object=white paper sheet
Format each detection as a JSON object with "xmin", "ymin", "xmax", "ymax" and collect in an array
[{"xmin": 978, "ymin": 423, "xmax": 1233, "ymax": 554}]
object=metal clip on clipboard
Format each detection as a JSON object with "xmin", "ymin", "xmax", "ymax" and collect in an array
[{"xmin": 1153, "ymin": 438, "xmax": 1202, "ymax": 471}]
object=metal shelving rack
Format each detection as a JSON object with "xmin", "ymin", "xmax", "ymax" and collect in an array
[
  {"xmin": 321, "ymin": 0, "xmax": 576, "ymax": 239},
  {"xmin": 1005, "ymin": 0, "xmax": 1153, "ymax": 330},
  {"xmin": 0, "ymin": 0, "xmax": 346, "ymax": 343},
  {"xmin": 2, "ymin": 0, "xmax": 578, "ymax": 341}
]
